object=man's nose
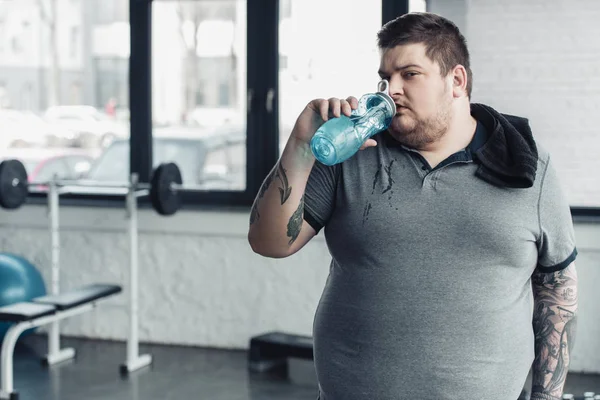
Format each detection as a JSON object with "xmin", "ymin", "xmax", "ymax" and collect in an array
[{"xmin": 387, "ymin": 76, "xmax": 404, "ymax": 97}]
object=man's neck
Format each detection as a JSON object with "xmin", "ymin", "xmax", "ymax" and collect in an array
[{"xmin": 417, "ymin": 110, "xmax": 477, "ymax": 169}]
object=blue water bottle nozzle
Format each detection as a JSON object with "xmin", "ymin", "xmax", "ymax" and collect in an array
[
  {"xmin": 377, "ymin": 79, "xmax": 391, "ymax": 96},
  {"xmin": 310, "ymin": 80, "xmax": 396, "ymax": 166}
]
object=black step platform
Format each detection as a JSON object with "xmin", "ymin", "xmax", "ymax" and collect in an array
[
  {"xmin": 248, "ymin": 331, "xmax": 314, "ymax": 373},
  {"xmin": 33, "ymin": 284, "xmax": 122, "ymax": 310},
  {"xmin": 0, "ymin": 302, "xmax": 57, "ymax": 322}
]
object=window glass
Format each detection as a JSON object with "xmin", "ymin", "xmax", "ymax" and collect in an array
[
  {"xmin": 278, "ymin": 0, "xmax": 383, "ymax": 154},
  {"xmin": 0, "ymin": 0, "xmax": 128, "ymax": 187},
  {"xmin": 151, "ymin": 0, "xmax": 247, "ymax": 191}
]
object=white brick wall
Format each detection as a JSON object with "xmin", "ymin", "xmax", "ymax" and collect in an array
[{"xmin": 429, "ymin": 0, "xmax": 600, "ymax": 207}]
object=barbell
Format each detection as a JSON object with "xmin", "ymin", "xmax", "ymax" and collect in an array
[{"xmin": 0, "ymin": 159, "xmax": 185, "ymax": 216}]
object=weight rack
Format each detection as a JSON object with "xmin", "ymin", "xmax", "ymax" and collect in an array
[{"xmin": 44, "ymin": 172, "xmax": 153, "ymax": 374}]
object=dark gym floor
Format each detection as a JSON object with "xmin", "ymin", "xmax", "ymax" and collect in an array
[{"xmin": 4, "ymin": 335, "xmax": 600, "ymax": 400}]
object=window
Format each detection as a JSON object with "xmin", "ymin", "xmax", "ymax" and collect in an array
[
  {"xmin": 151, "ymin": 0, "xmax": 247, "ymax": 191},
  {"xmin": 0, "ymin": 19, "xmax": 5, "ymax": 53},
  {"xmin": 94, "ymin": 57, "xmax": 128, "ymax": 111},
  {"xmin": 31, "ymin": 158, "xmax": 70, "ymax": 182},
  {"xmin": 87, "ymin": 137, "xmax": 207, "ymax": 185},
  {"xmin": 0, "ymin": 82, "xmax": 9, "ymax": 108},
  {"xmin": 0, "ymin": 0, "xmax": 129, "ymax": 194},
  {"xmin": 20, "ymin": 82, "xmax": 33, "ymax": 109},
  {"xmin": 93, "ymin": 0, "xmax": 128, "ymax": 25},
  {"xmin": 9, "ymin": 19, "xmax": 29, "ymax": 54},
  {"xmin": 69, "ymin": 26, "xmax": 79, "ymax": 59},
  {"xmin": 202, "ymin": 138, "xmax": 246, "ymax": 190},
  {"xmin": 409, "ymin": 0, "xmax": 427, "ymax": 12},
  {"xmin": 279, "ymin": 0, "xmax": 383, "ymax": 154},
  {"xmin": 280, "ymin": 0, "xmax": 292, "ymax": 19},
  {"xmin": 3, "ymin": 0, "xmax": 594, "ymax": 216}
]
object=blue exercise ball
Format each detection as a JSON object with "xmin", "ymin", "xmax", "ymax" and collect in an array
[{"xmin": 0, "ymin": 253, "xmax": 47, "ymax": 340}]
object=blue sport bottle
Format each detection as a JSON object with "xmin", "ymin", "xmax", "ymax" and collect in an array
[{"xmin": 310, "ymin": 79, "xmax": 396, "ymax": 166}]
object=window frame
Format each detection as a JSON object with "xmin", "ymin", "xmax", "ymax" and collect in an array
[{"xmin": 23, "ymin": 0, "xmax": 600, "ymax": 221}]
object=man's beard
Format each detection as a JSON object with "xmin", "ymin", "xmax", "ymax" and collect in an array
[{"xmin": 387, "ymin": 99, "xmax": 452, "ymax": 149}]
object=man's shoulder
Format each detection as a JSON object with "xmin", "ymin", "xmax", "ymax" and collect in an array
[
  {"xmin": 533, "ymin": 140, "xmax": 551, "ymax": 169},
  {"xmin": 500, "ymin": 111, "xmax": 530, "ymax": 126},
  {"xmin": 493, "ymin": 107, "xmax": 552, "ymax": 170}
]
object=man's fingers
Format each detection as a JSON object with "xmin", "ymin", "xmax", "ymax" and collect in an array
[
  {"xmin": 318, "ymin": 99, "xmax": 329, "ymax": 121},
  {"xmin": 359, "ymin": 139, "xmax": 378, "ymax": 150},
  {"xmin": 328, "ymin": 97, "xmax": 341, "ymax": 118},
  {"xmin": 310, "ymin": 96, "xmax": 357, "ymax": 122},
  {"xmin": 340, "ymin": 99, "xmax": 352, "ymax": 117},
  {"xmin": 346, "ymin": 96, "xmax": 359, "ymax": 110}
]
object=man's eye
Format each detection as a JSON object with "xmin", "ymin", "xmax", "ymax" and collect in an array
[{"xmin": 404, "ymin": 72, "xmax": 419, "ymax": 78}]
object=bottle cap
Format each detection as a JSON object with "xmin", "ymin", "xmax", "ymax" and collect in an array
[
  {"xmin": 376, "ymin": 79, "xmax": 396, "ymax": 115},
  {"xmin": 378, "ymin": 79, "xmax": 390, "ymax": 93}
]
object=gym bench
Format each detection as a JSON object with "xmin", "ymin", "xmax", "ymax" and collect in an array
[
  {"xmin": 0, "ymin": 171, "xmax": 157, "ymax": 399},
  {"xmin": 0, "ymin": 283, "xmax": 121, "ymax": 400},
  {"xmin": 248, "ymin": 331, "xmax": 314, "ymax": 373}
]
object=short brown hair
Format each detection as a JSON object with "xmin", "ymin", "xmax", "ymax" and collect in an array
[{"xmin": 377, "ymin": 12, "xmax": 473, "ymax": 97}]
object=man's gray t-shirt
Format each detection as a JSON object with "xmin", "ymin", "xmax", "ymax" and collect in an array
[{"xmin": 304, "ymin": 123, "xmax": 577, "ymax": 400}]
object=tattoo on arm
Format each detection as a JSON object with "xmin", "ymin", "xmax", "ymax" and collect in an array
[
  {"xmin": 249, "ymin": 164, "xmax": 277, "ymax": 225},
  {"xmin": 249, "ymin": 162, "xmax": 293, "ymax": 225},
  {"xmin": 276, "ymin": 163, "xmax": 292, "ymax": 204},
  {"xmin": 287, "ymin": 195, "xmax": 304, "ymax": 245},
  {"xmin": 530, "ymin": 264, "xmax": 578, "ymax": 400}
]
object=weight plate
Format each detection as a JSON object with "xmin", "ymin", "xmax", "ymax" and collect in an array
[
  {"xmin": 0, "ymin": 159, "xmax": 28, "ymax": 210},
  {"xmin": 150, "ymin": 163, "xmax": 182, "ymax": 216}
]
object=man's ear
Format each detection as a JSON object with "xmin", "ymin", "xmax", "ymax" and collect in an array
[{"xmin": 452, "ymin": 64, "xmax": 469, "ymax": 98}]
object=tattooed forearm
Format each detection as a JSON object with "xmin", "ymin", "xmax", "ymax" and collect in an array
[
  {"xmin": 249, "ymin": 162, "xmax": 293, "ymax": 225},
  {"xmin": 287, "ymin": 195, "xmax": 304, "ymax": 244},
  {"xmin": 276, "ymin": 163, "xmax": 292, "ymax": 204},
  {"xmin": 249, "ymin": 164, "xmax": 277, "ymax": 225},
  {"xmin": 530, "ymin": 264, "xmax": 578, "ymax": 400}
]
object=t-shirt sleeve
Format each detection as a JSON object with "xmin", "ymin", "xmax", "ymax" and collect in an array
[
  {"xmin": 536, "ymin": 155, "xmax": 578, "ymax": 273},
  {"xmin": 303, "ymin": 161, "xmax": 339, "ymax": 234}
]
